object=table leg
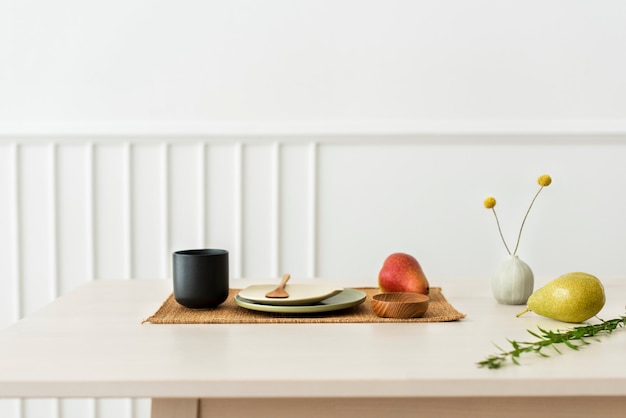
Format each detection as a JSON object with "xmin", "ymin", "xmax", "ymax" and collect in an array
[{"xmin": 151, "ymin": 398, "xmax": 199, "ymax": 418}]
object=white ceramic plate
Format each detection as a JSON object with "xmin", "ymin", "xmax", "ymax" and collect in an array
[
  {"xmin": 236, "ymin": 284, "xmax": 344, "ymax": 306},
  {"xmin": 234, "ymin": 288, "xmax": 366, "ymax": 313}
]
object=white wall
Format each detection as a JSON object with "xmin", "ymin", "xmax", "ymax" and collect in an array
[
  {"xmin": 2, "ymin": 0, "xmax": 626, "ymax": 124},
  {"xmin": 2, "ymin": 2, "xmax": 626, "ymax": 418}
]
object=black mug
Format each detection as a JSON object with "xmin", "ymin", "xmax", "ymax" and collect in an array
[{"xmin": 173, "ymin": 249, "xmax": 229, "ymax": 309}]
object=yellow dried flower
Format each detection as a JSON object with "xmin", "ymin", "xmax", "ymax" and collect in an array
[
  {"xmin": 537, "ymin": 174, "xmax": 552, "ymax": 187},
  {"xmin": 484, "ymin": 174, "xmax": 552, "ymax": 256}
]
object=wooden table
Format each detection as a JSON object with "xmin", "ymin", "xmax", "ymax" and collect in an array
[{"xmin": 1, "ymin": 279, "xmax": 625, "ymax": 418}]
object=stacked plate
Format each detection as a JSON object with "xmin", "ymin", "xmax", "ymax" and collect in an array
[{"xmin": 235, "ymin": 284, "xmax": 366, "ymax": 313}]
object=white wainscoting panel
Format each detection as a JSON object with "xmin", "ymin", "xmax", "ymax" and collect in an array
[{"xmin": 1, "ymin": 132, "xmax": 626, "ymax": 418}]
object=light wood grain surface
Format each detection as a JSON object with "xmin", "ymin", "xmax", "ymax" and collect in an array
[{"xmin": 1, "ymin": 278, "xmax": 625, "ymax": 402}]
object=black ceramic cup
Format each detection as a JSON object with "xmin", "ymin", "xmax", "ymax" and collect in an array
[{"xmin": 173, "ymin": 249, "xmax": 229, "ymax": 309}]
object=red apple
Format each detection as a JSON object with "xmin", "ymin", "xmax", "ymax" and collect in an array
[{"xmin": 378, "ymin": 252, "xmax": 430, "ymax": 295}]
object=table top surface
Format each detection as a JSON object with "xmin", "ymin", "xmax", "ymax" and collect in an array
[{"xmin": 1, "ymin": 277, "xmax": 625, "ymax": 399}]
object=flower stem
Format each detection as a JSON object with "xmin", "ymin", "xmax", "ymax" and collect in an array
[
  {"xmin": 491, "ymin": 208, "xmax": 511, "ymax": 255},
  {"xmin": 512, "ymin": 186, "xmax": 544, "ymax": 255}
]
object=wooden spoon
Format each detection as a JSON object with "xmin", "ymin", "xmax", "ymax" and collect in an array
[{"xmin": 265, "ymin": 273, "xmax": 291, "ymax": 298}]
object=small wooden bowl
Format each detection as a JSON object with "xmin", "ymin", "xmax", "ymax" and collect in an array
[{"xmin": 371, "ymin": 292, "xmax": 430, "ymax": 319}]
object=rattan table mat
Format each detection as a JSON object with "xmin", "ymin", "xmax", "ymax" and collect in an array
[{"xmin": 142, "ymin": 287, "xmax": 466, "ymax": 324}]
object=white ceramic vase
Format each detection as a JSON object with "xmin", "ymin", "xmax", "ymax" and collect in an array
[{"xmin": 491, "ymin": 255, "xmax": 534, "ymax": 305}]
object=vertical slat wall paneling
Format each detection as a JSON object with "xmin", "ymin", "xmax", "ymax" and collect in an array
[
  {"xmin": 233, "ymin": 142, "xmax": 243, "ymax": 278},
  {"xmin": 125, "ymin": 142, "xmax": 134, "ymax": 280},
  {"xmin": 271, "ymin": 142, "xmax": 281, "ymax": 277},
  {"xmin": 278, "ymin": 142, "xmax": 316, "ymax": 279},
  {"xmin": 133, "ymin": 143, "xmax": 169, "ymax": 280},
  {"xmin": 0, "ymin": 143, "xmax": 21, "ymax": 418},
  {"xmin": 86, "ymin": 143, "xmax": 96, "ymax": 284},
  {"xmin": 18, "ymin": 143, "xmax": 55, "ymax": 418},
  {"xmin": 96, "ymin": 398, "xmax": 131, "ymax": 418},
  {"xmin": 12, "ymin": 143, "xmax": 22, "ymax": 325},
  {"xmin": 49, "ymin": 143, "xmax": 60, "ymax": 418},
  {"xmin": 92, "ymin": 143, "xmax": 133, "ymax": 418},
  {"xmin": 159, "ymin": 142, "xmax": 170, "ymax": 279},
  {"xmin": 308, "ymin": 141, "xmax": 318, "ymax": 278},
  {"xmin": 197, "ymin": 142, "xmax": 207, "ymax": 248},
  {"xmin": 19, "ymin": 143, "xmax": 53, "ymax": 316},
  {"xmin": 94, "ymin": 143, "xmax": 131, "ymax": 280},
  {"xmin": 122, "ymin": 142, "xmax": 134, "ymax": 418},
  {"xmin": 0, "ymin": 143, "xmax": 20, "ymax": 326},
  {"xmin": 74, "ymin": 142, "xmax": 98, "ymax": 418},
  {"xmin": 80, "ymin": 141, "xmax": 96, "ymax": 418},
  {"xmin": 3, "ymin": 133, "xmax": 626, "ymax": 418},
  {"xmin": 122, "ymin": 142, "xmax": 136, "ymax": 418},
  {"xmin": 58, "ymin": 398, "xmax": 94, "ymax": 418},
  {"xmin": 131, "ymin": 400, "xmax": 151, "ymax": 418},
  {"xmin": 169, "ymin": 142, "xmax": 205, "ymax": 253},
  {"xmin": 56, "ymin": 143, "xmax": 94, "ymax": 418},
  {"xmin": 48, "ymin": 143, "xmax": 59, "ymax": 305},
  {"xmin": 56, "ymin": 144, "xmax": 93, "ymax": 294},
  {"xmin": 241, "ymin": 142, "xmax": 275, "ymax": 278},
  {"xmin": 90, "ymin": 142, "xmax": 128, "ymax": 418},
  {"xmin": 205, "ymin": 142, "xmax": 240, "ymax": 277}
]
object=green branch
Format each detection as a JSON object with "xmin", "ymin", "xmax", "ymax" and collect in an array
[{"xmin": 478, "ymin": 315, "xmax": 626, "ymax": 369}]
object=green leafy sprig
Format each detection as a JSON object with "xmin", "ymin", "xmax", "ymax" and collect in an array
[{"xmin": 478, "ymin": 314, "xmax": 626, "ymax": 369}]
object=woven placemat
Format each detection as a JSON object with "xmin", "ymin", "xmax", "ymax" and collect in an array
[{"xmin": 142, "ymin": 287, "xmax": 466, "ymax": 324}]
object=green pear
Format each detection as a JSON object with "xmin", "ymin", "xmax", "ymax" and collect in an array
[{"xmin": 517, "ymin": 272, "xmax": 605, "ymax": 323}]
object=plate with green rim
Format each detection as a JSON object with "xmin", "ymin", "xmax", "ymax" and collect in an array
[
  {"xmin": 237, "ymin": 284, "xmax": 344, "ymax": 306},
  {"xmin": 234, "ymin": 288, "xmax": 367, "ymax": 314}
]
